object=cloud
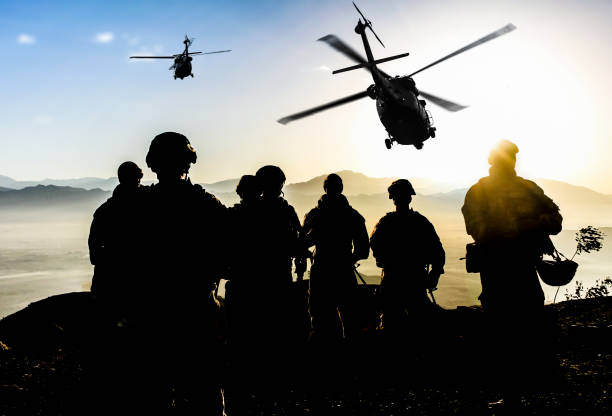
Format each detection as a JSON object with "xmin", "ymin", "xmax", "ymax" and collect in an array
[
  {"xmin": 33, "ymin": 115, "xmax": 53, "ymax": 125},
  {"xmin": 94, "ymin": 32, "xmax": 114, "ymax": 44},
  {"xmin": 17, "ymin": 33, "xmax": 36, "ymax": 45}
]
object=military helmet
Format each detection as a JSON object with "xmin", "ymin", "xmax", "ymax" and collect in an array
[
  {"xmin": 236, "ymin": 174, "xmax": 261, "ymax": 199},
  {"xmin": 255, "ymin": 165, "xmax": 286, "ymax": 187},
  {"xmin": 145, "ymin": 132, "xmax": 197, "ymax": 173},
  {"xmin": 388, "ymin": 179, "xmax": 416, "ymax": 198},
  {"xmin": 117, "ymin": 161, "xmax": 143, "ymax": 184}
]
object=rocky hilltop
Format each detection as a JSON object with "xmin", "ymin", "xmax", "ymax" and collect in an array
[{"xmin": 0, "ymin": 293, "xmax": 610, "ymax": 415}]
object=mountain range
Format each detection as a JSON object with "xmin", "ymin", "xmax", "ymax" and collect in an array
[{"xmin": 1, "ymin": 171, "xmax": 611, "ymax": 228}]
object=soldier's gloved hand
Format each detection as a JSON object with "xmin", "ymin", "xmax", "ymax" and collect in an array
[{"xmin": 425, "ymin": 269, "xmax": 442, "ymax": 290}]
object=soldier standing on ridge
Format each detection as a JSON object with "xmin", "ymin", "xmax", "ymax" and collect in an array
[
  {"xmin": 253, "ymin": 166, "xmax": 303, "ymax": 361},
  {"xmin": 462, "ymin": 140, "xmax": 562, "ymax": 410},
  {"xmin": 139, "ymin": 132, "xmax": 227, "ymax": 415},
  {"xmin": 89, "ymin": 160, "xmax": 144, "ymax": 310},
  {"xmin": 225, "ymin": 174, "xmax": 263, "ymax": 347},
  {"xmin": 86, "ymin": 161, "xmax": 146, "ymax": 414},
  {"xmin": 370, "ymin": 179, "xmax": 445, "ymax": 340},
  {"xmin": 302, "ymin": 173, "xmax": 370, "ymax": 342}
]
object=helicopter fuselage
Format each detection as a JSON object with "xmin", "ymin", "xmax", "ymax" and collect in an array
[
  {"xmin": 357, "ymin": 22, "xmax": 433, "ymax": 149},
  {"xmin": 173, "ymin": 55, "xmax": 193, "ymax": 79},
  {"xmin": 373, "ymin": 75, "xmax": 432, "ymax": 148}
]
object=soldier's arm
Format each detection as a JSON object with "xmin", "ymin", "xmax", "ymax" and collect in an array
[
  {"xmin": 88, "ymin": 207, "xmax": 106, "ymax": 265},
  {"xmin": 352, "ymin": 213, "xmax": 370, "ymax": 262},
  {"xmin": 425, "ymin": 219, "xmax": 445, "ymax": 274},
  {"xmin": 525, "ymin": 180, "xmax": 563, "ymax": 235},
  {"xmin": 301, "ymin": 209, "xmax": 318, "ymax": 249},
  {"xmin": 461, "ymin": 184, "xmax": 487, "ymax": 242},
  {"xmin": 369, "ymin": 215, "xmax": 389, "ymax": 267}
]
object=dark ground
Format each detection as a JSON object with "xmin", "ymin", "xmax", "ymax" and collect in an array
[{"xmin": 0, "ymin": 294, "xmax": 610, "ymax": 415}]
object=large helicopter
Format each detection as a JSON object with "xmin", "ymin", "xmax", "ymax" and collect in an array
[
  {"xmin": 130, "ymin": 36, "xmax": 230, "ymax": 80},
  {"xmin": 278, "ymin": 3, "xmax": 515, "ymax": 149}
]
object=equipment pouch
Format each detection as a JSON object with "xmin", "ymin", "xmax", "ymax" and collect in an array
[{"xmin": 464, "ymin": 243, "xmax": 482, "ymax": 273}]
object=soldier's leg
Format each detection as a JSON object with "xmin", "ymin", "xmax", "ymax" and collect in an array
[{"xmin": 309, "ymin": 268, "xmax": 343, "ymax": 343}]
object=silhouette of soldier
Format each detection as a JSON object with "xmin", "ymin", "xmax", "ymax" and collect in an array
[
  {"xmin": 86, "ymin": 161, "xmax": 148, "ymax": 414},
  {"xmin": 225, "ymin": 175, "xmax": 263, "ymax": 345},
  {"xmin": 461, "ymin": 140, "xmax": 562, "ymax": 409},
  {"xmin": 253, "ymin": 166, "xmax": 302, "ymax": 361},
  {"xmin": 89, "ymin": 161, "xmax": 144, "ymax": 311},
  {"xmin": 302, "ymin": 173, "xmax": 369, "ymax": 342},
  {"xmin": 138, "ymin": 132, "xmax": 227, "ymax": 414},
  {"xmin": 370, "ymin": 179, "xmax": 445, "ymax": 338}
]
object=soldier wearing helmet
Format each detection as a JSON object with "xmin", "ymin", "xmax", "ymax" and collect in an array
[
  {"xmin": 302, "ymin": 173, "xmax": 370, "ymax": 342},
  {"xmin": 224, "ymin": 175, "xmax": 263, "ymax": 351},
  {"xmin": 461, "ymin": 140, "xmax": 562, "ymax": 410},
  {"xmin": 254, "ymin": 165, "xmax": 302, "ymax": 289},
  {"xmin": 139, "ymin": 131, "xmax": 227, "ymax": 414},
  {"xmin": 89, "ymin": 161, "xmax": 144, "ymax": 305},
  {"xmin": 370, "ymin": 179, "xmax": 445, "ymax": 337}
]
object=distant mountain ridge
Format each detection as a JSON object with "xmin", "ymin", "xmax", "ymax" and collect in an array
[
  {"xmin": 0, "ymin": 175, "xmax": 118, "ymax": 191},
  {"xmin": 2, "ymin": 173, "xmax": 611, "ymax": 227},
  {"xmin": 0, "ymin": 171, "xmax": 456, "ymax": 195},
  {"xmin": 0, "ymin": 185, "xmax": 109, "ymax": 207}
]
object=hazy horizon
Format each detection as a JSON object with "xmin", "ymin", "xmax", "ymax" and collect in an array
[{"xmin": 1, "ymin": 170, "xmax": 611, "ymax": 319}]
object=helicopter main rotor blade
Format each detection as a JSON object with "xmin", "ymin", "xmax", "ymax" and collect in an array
[
  {"xmin": 353, "ymin": 2, "xmax": 385, "ymax": 48},
  {"xmin": 130, "ymin": 55, "xmax": 176, "ymax": 59},
  {"xmin": 318, "ymin": 35, "xmax": 390, "ymax": 78},
  {"xmin": 333, "ymin": 52, "xmax": 410, "ymax": 74},
  {"xmin": 407, "ymin": 23, "xmax": 516, "ymax": 77},
  {"xmin": 419, "ymin": 91, "xmax": 468, "ymax": 112},
  {"xmin": 201, "ymin": 50, "xmax": 232, "ymax": 55},
  {"xmin": 278, "ymin": 90, "xmax": 369, "ymax": 125}
]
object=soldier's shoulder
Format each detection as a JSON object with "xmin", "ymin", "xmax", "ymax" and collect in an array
[
  {"xmin": 93, "ymin": 199, "xmax": 113, "ymax": 218},
  {"xmin": 410, "ymin": 210, "xmax": 433, "ymax": 225},
  {"xmin": 193, "ymin": 184, "xmax": 225, "ymax": 207},
  {"xmin": 304, "ymin": 206, "xmax": 319, "ymax": 221},
  {"xmin": 468, "ymin": 176, "xmax": 490, "ymax": 191},
  {"xmin": 516, "ymin": 177, "xmax": 544, "ymax": 193},
  {"xmin": 281, "ymin": 198, "xmax": 299, "ymax": 216},
  {"xmin": 375, "ymin": 211, "xmax": 398, "ymax": 226},
  {"xmin": 349, "ymin": 206, "xmax": 366, "ymax": 224}
]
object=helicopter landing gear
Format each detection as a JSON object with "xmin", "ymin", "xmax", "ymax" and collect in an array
[
  {"xmin": 173, "ymin": 75, "xmax": 177, "ymax": 80},
  {"xmin": 415, "ymin": 142, "xmax": 423, "ymax": 150},
  {"xmin": 190, "ymin": 73, "xmax": 194, "ymax": 78},
  {"xmin": 429, "ymin": 127, "xmax": 436, "ymax": 138},
  {"xmin": 385, "ymin": 138, "xmax": 392, "ymax": 149}
]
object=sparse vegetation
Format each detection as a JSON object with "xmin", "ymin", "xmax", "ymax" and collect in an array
[
  {"xmin": 565, "ymin": 278, "xmax": 612, "ymax": 301},
  {"xmin": 553, "ymin": 226, "xmax": 605, "ymax": 303},
  {"xmin": 572, "ymin": 226, "xmax": 605, "ymax": 260}
]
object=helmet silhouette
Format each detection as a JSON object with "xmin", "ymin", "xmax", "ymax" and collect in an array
[
  {"xmin": 145, "ymin": 132, "xmax": 197, "ymax": 174},
  {"xmin": 388, "ymin": 179, "xmax": 416, "ymax": 198}
]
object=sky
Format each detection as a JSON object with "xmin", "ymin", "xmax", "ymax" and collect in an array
[{"xmin": 1, "ymin": 0, "xmax": 611, "ymax": 192}]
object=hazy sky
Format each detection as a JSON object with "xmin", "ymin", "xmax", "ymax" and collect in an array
[{"xmin": 1, "ymin": 0, "xmax": 611, "ymax": 192}]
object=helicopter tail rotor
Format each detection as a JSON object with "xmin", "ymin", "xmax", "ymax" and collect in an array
[
  {"xmin": 184, "ymin": 35, "xmax": 195, "ymax": 47},
  {"xmin": 353, "ymin": 2, "xmax": 385, "ymax": 48}
]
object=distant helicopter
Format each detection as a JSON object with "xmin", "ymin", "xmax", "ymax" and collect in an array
[
  {"xmin": 130, "ymin": 36, "xmax": 231, "ymax": 80},
  {"xmin": 278, "ymin": 3, "xmax": 515, "ymax": 149}
]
